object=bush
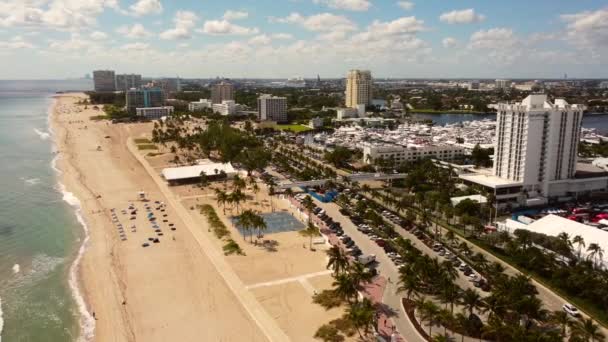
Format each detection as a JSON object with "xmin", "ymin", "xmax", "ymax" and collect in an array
[
  {"xmin": 134, "ymin": 138, "xmax": 152, "ymax": 144},
  {"xmin": 199, "ymin": 204, "xmax": 230, "ymax": 239},
  {"xmin": 137, "ymin": 144, "xmax": 157, "ymax": 150}
]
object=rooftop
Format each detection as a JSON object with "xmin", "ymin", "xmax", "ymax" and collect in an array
[
  {"xmin": 162, "ymin": 160, "xmax": 236, "ymax": 181},
  {"xmin": 459, "ymin": 172, "xmax": 522, "ymax": 188}
]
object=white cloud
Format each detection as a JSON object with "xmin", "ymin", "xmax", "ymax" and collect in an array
[
  {"xmin": 201, "ymin": 20, "xmax": 259, "ymax": 35},
  {"xmin": 561, "ymin": 8, "xmax": 608, "ymax": 54},
  {"xmin": 440, "ymin": 9, "xmax": 485, "ymax": 24},
  {"xmin": 249, "ymin": 34, "xmax": 272, "ymax": 45},
  {"xmin": 442, "ymin": 37, "xmax": 457, "ymax": 48},
  {"xmin": 272, "ymin": 12, "xmax": 357, "ymax": 32},
  {"xmin": 117, "ymin": 23, "xmax": 152, "ymax": 39},
  {"xmin": 0, "ymin": 36, "xmax": 35, "ymax": 49},
  {"xmin": 397, "ymin": 1, "xmax": 414, "ymax": 11},
  {"xmin": 48, "ymin": 33, "xmax": 98, "ymax": 52},
  {"xmin": 223, "ymin": 10, "xmax": 248, "ymax": 21},
  {"xmin": 0, "ymin": 0, "xmax": 119, "ymax": 30},
  {"xmin": 313, "ymin": 0, "xmax": 371, "ymax": 12},
  {"xmin": 90, "ymin": 31, "xmax": 108, "ymax": 40},
  {"xmin": 121, "ymin": 42, "xmax": 149, "ymax": 51},
  {"xmin": 160, "ymin": 11, "xmax": 198, "ymax": 40},
  {"xmin": 468, "ymin": 28, "xmax": 520, "ymax": 65},
  {"xmin": 130, "ymin": 0, "xmax": 162, "ymax": 16}
]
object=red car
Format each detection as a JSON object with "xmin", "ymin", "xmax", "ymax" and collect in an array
[{"xmin": 375, "ymin": 239, "xmax": 386, "ymax": 247}]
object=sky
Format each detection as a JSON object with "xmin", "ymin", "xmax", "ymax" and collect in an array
[{"xmin": 0, "ymin": 0, "xmax": 607, "ymax": 79}]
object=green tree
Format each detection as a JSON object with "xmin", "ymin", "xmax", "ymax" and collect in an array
[
  {"xmin": 345, "ymin": 298, "xmax": 376, "ymax": 338},
  {"xmin": 326, "ymin": 245, "xmax": 350, "ymax": 275},
  {"xmin": 570, "ymin": 318, "xmax": 605, "ymax": 342},
  {"xmin": 300, "ymin": 222, "xmax": 320, "ymax": 250}
]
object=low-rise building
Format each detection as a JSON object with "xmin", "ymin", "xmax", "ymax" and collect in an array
[
  {"xmin": 136, "ymin": 106, "xmax": 174, "ymax": 120},
  {"xmin": 212, "ymin": 100, "xmax": 236, "ymax": 116},
  {"xmin": 188, "ymin": 99, "xmax": 212, "ymax": 111},
  {"xmin": 362, "ymin": 143, "xmax": 464, "ymax": 165},
  {"xmin": 336, "ymin": 107, "xmax": 358, "ymax": 120},
  {"xmin": 309, "ymin": 117, "xmax": 324, "ymax": 129}
]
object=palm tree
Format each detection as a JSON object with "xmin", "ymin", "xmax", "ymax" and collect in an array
[
  {"xmin": 236, "ymin": 210, "xmax": 255, "ymax": 241},
  {"xmin": 549, "ymin": 310, "xmax": 570, "ymax": 339},
  {"xmin": 397, "ymin": 271, "xmax": 420, "ymax": 300},
  {"xmin": 232, "ymin": 174, "xmax": 247, "ymax": 191},
  {"xmin": 572, "ymin": 235, "xmax": 585, "ymax": 260},
  {"xmin": 326, "ymin": 245, "xmax": 349, "ymax": 275},
  {"xmin": 346, "ymin": 298, "xmax": 376, "ymax": 338},
  {"xmin": 299, "ymin": 222, "xmax": 319, "ymax": 250},
  {"xmin": 587, "ymin": 243, "xmax": 604, "ymax": 269},
  {"xmin": 215, "ymin": 189, "xmax": 229, "ymax": 215},
  {"xmin": 301, "ymin": 195, "xmax": 315, "ymax": 224},
  {"xmin": 348, "ymin": 262, "xmax": 374, "ymax": 288},
  {"xmin": 459, "ymin": 288, "xmax": 484, "ymax": 316},
  {"xmin": 419, "ymin": 300, "xmax": 441, "ymax": 337},
  {"xmin": 570, "ymin": 318, "xmax": 605, "ymax": 342},
  {"xmin": 453, "ymin": 312, "xmax": 468, "ymax": 342},
  {"xmin": 439, "ymin": 282, "xmax": 460, "ymax": 314},
  {"xmin": 229, "ymin": 189, "xmax": 247, "ymax": 214},
  {"xmin": 333, "ymin": 273, "xmax": 358, "ymax": 304},
  {"xmin": 437, "ymin": 308, "xmax": 454, "ymax": 337}
]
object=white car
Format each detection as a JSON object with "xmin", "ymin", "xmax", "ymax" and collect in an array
[{"xmin": 562, "ymin": 303, "xmax": 580, "ymax": 317}]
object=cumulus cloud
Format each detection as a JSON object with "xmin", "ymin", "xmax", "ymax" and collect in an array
[
  {"xmin": 130, "ymin": 0, "xmax": 162, "ymax": 17},
  {"xmin": 313, "ymin": 0, "xmax": 371, "ymax": 12},
  {"xmin": 202, "ymin": 20, "xmax": 259, "ymax": 35},
  {"xmin": 160, "ymin": 11, "xmax": 198, "ymax": 40},
  {"xmin": 223, "ymin": 10, "xmax": 248, "ymax": 21},
  {"xmin": 442, "ymin": 37, "xmax": 457, "ymax": 48},
  {"xmin": 468, "ymin": 28, "xmax": 520, "ymax": 64},
  {"xmin": 272, "ymin": 33, "xmax": 294, "ymax": 40},
  {"xmin": 0, "ymin": 0, "xmax": 119, "ymax": 30},
  {"xmin": 271, "ymin": 12, "xmax": 357, "ymax": 32},
  {"xmin": 561, "ymin": 8, "xmax": 608, "ymax": 54},
  {"xmin": 117, "ymin": 23, "xmax": 152, "ymax": 39},
  {"xmin": 249, "ymin": 34, "xmax": 272, "ymax": 45},
  {"xmin": 397, "ymin": 1, "xmax": 414, "ymax": 11},
  {"xmin": 440, "ymin": 9, "xmax": 485, "ymax": 24},
  {"xmin": 90, "ymin": 31, "xmax": 108, "ymax": 40}
]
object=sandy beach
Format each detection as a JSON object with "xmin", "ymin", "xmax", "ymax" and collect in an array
[
  {"xmin": 51, "ymin": 93, "xmax": 345, "ymax": 342},
  {"xmin": 51, "ymin": 93, "xmax": 268, "ymax": 342}
]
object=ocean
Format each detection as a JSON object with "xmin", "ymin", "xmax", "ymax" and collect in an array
[{"xmin": 0, "ymin": 80, "xmax": 92, "ymax": 342}]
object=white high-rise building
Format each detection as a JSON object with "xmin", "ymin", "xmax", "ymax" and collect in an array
[
  {"xmin": 258, "ymin": 94, "xmax": 287, "ymax": 123},
  {"xmin": 493, "ymin": 94, "xmax": 584, "ymax": 195},
  {"xmin": 212, "ymin": 100, "xmax": 237, "ymax": 116},
  {"xmin": 460, "ymin": 94, "xmax": 607, "ymax": 207},
  {"xmin": 345, "ymin": 70, "xmax": 373, "ymax": 108}
]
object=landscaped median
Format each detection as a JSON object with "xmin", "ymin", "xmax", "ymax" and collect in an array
[{"xmin": 198, "ymin": 204, "xmax": 244, "ymax": 256}]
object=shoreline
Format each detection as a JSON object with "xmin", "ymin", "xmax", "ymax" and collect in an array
[{"xmin": 48, "ymin": 96, "xmax": 95, "ymax": 342}]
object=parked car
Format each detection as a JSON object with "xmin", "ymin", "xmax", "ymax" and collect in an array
[
  {"xmin": 358, "ymin": 254, "xmax": 376, "ymax": 265},
  {"xmin": 562, "ymin": 303, "xmax": 580, "ymax": 317}
]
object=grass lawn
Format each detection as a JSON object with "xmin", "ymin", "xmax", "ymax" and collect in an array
[
  {"xmin": 134, "ymin": 138, "xmax": 152, "ymax": 144},
  {"xmin": 275, "ymin": 124, "xmax": 311, "ymax": 132}
]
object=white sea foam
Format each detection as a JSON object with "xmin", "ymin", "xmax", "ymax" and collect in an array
[
  {"xmin": 23, "ymin": 178, "xmax": 40, "ymax": 186},
  {"xmin": 12, "ymin": 264, "xmax": 19, "ymax": 274},
  {"xmin": 49, "ymin": 99, "xmax": 95, "ymax": 342},
  {"xmin": 34, "ymin": 128, "xmax": 51, "ymax": 140}
]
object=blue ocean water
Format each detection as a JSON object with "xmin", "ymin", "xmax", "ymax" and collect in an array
[{"xmin": 0, "ymin": 79, "xmax": 92, "ymax": 342}]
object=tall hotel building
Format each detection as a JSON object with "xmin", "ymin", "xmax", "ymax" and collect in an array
[
  {"xmin": 345, "ymin": 70, "xmax": 373, "ymax": 108},
  {"xmin": 93, "ymin": 70, "xmax": 116, "ymax": 92},
  {"xmin": 116, "ymin": 74, "xmax": 142, "ymax": 91},
  {"xmin": 211, "ymin": 81, "xmax": 235, "ymax": 104},
  {"xmin": 460, "ymin": 94, "xmax": 607, "ymax": 206},
  {"xmin": 258, "ymin": 94, "xmax": 287, "ymax": 123}
]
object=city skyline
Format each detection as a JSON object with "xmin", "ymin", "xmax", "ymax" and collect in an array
[{"xmin": 0, "ymin": 1, "xmax": 607, "ymax": 79}]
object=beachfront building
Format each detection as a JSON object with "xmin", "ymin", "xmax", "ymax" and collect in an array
[
  {"xmin": 211, "ymin": 81, "xmax": 234, "ymax": 104},
  {"xmin": 126, "ymin": 88, "xmax": 165, "ymax": 114},
  {"xmin": 345, "ymin": 70, "xmax": 373, "ymax": 109},
  {"xmin": 258, "ymin": 94, "xmax": 287, "ymax": 123},
  {"xmin": 162, "ymin": 159, "xmax": 237, "ymax": 185},
  {"xmin": 136, "ymin": 106, "xmax": 174, "ymax": 120},
  {"xmin": 93, "ymin": 70, "xmax": 116, "ymax": 92},
  {"xmin": 116, "ymin": 74, "xmax": 142, "ymax": 92},
  {"xmin": 362, "ymin": 143, "xmax": 464, "ymax": 165},
  {"xmin": 212, "ymin": 100, "xmax": 237, "ymax": 116},
  {"xmin": 188, "ymin": 99, "xmax": 213, "ymax": 112},
  {"xmin": 460, "ymin": 94, "xmax": 608, "ymax": 207}
]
